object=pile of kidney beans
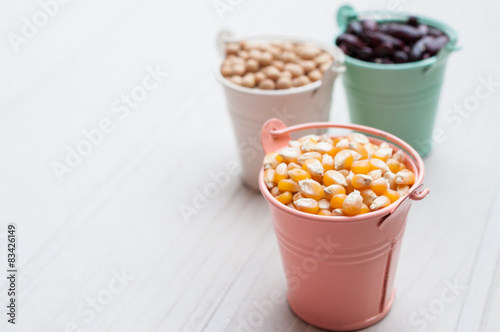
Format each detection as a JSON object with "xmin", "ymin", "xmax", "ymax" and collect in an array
[{"xmin": 335, "ymin": 16, "xmax": 449, "ymax": 64}]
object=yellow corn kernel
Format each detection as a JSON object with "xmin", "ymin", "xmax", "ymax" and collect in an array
[
  {"xmin": 370, "ymin": 178, "xmax": 389, "ymax": 196},
  {"xmin": 263, "ymin": 152, "xmax": 283, "ymax": 169},
  {"xmin": 264, "ymin": 169, "xmax": 275, "ymax": 189},
  {"xmin": 380, "ymin": 142, "xmax": 390, "ymax": 149},
  {"xmin": 322, "ymin": 154, "xmax": 334, "ymax": 171},
  {"xmin": 278, "ymin": 179, "xmax": 300, "ymax": 193},
  {"xmin": 279, "ymin": 147, "xmax": 301, "ymax": 163},
  {"xmin": 287, "ymin": 162, "xmax": 301, "ymax": 171},
  {"xmin": 318, "ymin": 199, "xmax": 331, "ymax": 210},
  {"xmin": 297, "ymin": 152, "xmax": 322, "ymax": 165},
  {"xmin": 352, "ymin": 174, "xmax": 373, "ymax": 189},
  {"xmin": 359, "ymin": 203, "xmax": 370, "ymax": 214},
  {"xmin": 332, "ymin": 208, "xmax": 344, "ymax": 216},
  {"xmin": 383, "ymin": 189, "xmax": 401, "ymax": 203},
  {"xmin": 368, "ymin": 158, "xmax": 390, "ymax": 174},
  {"xmin": 351, "ymin": 160, "xmax": 370, "ymax": 174},
  {"xmin": 335, "ymin": 138, "xmax": 349, "ymax": 150},
  {"xmin": 359, "ymin": 189, "xmax": 377, "ymax": 207},
  {"xmin": 318, "ymin": 209, "xmax": 333, "ymax": 216},
  {"xmin": 348, "ymin": 133, "xmax": 369, "ymax": 144},
  {"xmin": 330, "ymin": 194, "xmax": 347, "ymax": 209},
  {"xmin": 275, "ymin": 191, "xmax": 293, "ymax": 205},
  {"xmin": 319, "ymin": 134, "xmax": 333, "ymax": 144},
  {"xmin": 298, "ymin": 134, "xmax": 320, "ymax": 143},
  {"xmin": 348, "ymin": 142, "xmax": 369, "ymax": 159},
  {"xmin": 270, "ymin": 187, "xmax": 281, "ymax": 196},
  {"xmin": 364, "ymin": 143, "xmax": 378, "ymax": 157},
  {"xmin": 386, "ymin": 158, "xmax": 402, "ymax": 173},
  {"xmin": 274, "ymin": 163, "xmax": 288, "ymax": 184},
  {"xmin": 323, "ymin": 170, "xmax": 347, "ymax": 187},
  {"xmin": 286, "ymin": 202, "xmax": 296, "ymax": 209},
  {"xmin": 373, "ymin": 148, "xmax": 392, "ymax": 162},
  {"xmin": 383, "ymin": 171, "xmax": 397, "ymax": 190},
  {"xmin": 345, "ymin": 171, "xmax": 354, "ymax": 194},
  {"xmin": 299, "ymin": 179, "xmax": 324, "ymax": 200},
  {"xmin": 397, "ymin": 185, "xmax": 410, "ymax": 196},
  {"xmin": 370, "ymin": 196, "xmax": 391, "ymax": 211},
  {"xmin": 302, "ymin": 158, "xmax": 324, "ymax": 181},
  {"xmin": 342, "ymin": 190, "xmax": 363, "ymax": 216},
  {"xmin": 396, "ymin": 169, "xmax": 415, "ymax": 185},
  {"xmin": 300, "ymin": 138, "xmax": 317, "ymax": 152},
  {"xmin": 288, "ymin": 140, "xmax": 301, "ymax": 148},
  {"xmin": 332, "ymin": 136, "xmax": 343, "ymax": 146},
  {"xmin": 295, "ymin": 198, "xmax": 319, "ymax": 214},
  {"xmin": 334, "ymin": 150, "xmax": 354, "ymax": 170},
  {"xmin": 314, "ymin": 142, "xmax": 335, "ymax": 155},
  {"xmin": 368, "ymin": 169, "xmax": 382, "ymax": 181},
  {"xmin": 293, "ymin": 192, "xmax": 306, "ymax": 202},
  {"xmin": 338, "ymin": 169, "xmax": 349, "ymax": 177},
  {"xmin": 324, "ymin": 184, "xmax": 347, "ymax": 200},
  {"xmin": 392, "ymin": 150, "xmax": 405, "ymax": 163},
  {"xmin": 288, "ymin": 168, "xmax": 312, "ymax": 182}
]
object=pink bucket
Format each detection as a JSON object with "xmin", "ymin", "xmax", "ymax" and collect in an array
[{"xmin": 259, "ymin": 118, "xmax": 429, "ymax": 331}]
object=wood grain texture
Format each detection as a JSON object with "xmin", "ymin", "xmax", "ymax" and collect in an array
[{"xmin": 0, "ymin": 0, "xmax": 499, "ymax": 331}]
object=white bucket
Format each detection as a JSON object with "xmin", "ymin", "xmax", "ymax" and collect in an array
[{"xmin": 215, "ymin": 31, "xmax": 345, "ymax": 191}]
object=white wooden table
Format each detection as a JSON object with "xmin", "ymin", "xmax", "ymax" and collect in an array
[{"xmin": 1, "ymin": 0, "xmax": 499, "ymax": 331}]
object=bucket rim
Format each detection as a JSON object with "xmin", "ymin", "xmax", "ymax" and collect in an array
[
  {"xmin": 259, "ymin": 133, "xmax": 424, "ymax": 224},
  {"xmin": 335, "ymin": 11, "xmax": 459, "ymax": 71},
  {"xmin": 215, "ymin": 34, "xmax": 345, "ymax": 96}
]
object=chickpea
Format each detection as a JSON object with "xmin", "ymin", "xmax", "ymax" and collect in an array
[
  {"xmin": 242, "ymin": 73, "xmax": 256, "ymax": 88},
  {"xmin": 284, "ymin": 63, "xmax": 304, "ymax": 77},
  {"xmin": 308, "ymin": 69, "xmax": 322, "ymax": 82},
  {"xmin": 232, "ymin": 63, "xmax": 246, "ymax": 76},
  {"xmin": 263, "ymin": 65, "xmax": 281, "ymax": 81},
  {"xmin": 254, "ymin": 71, "xmax": 266, "ymax": 84},
  {"xmin": 281, "ymin": 51, "xmax": 297, "ymax": 63},
  {"xmin": 245, "ymin": 58, "xmax": 259, "ymax": 73},
  {"xmin": 319, "ymin": 62, "xmax": 331, "ymax": 73},
  {"xmin": 249, "ymin": 49, "xmax": 262, "ymax": 62},
  {"xmin": 281, "ymin": 70, "xmax": 293, "ymax": 78},
  {"xmin": 293, "ymin": 75, "xmax": 311, "ymax": 87},
  {"xmin": 238, "ymin": 50, "xmax": 249, "ymax": 59},
  {"xmin": 226, "ymin": 43, "xmax": 240, "ymax": 55},
  {"xmin": 258, "ymin": 78, "xmax": 276, "ymax": 90},
  {"xmin": 300, "ymin": 60, "xmax": 316, "ymax": 73},
  {"xmin": 229, "ymin": 75, "xmax": 243, "ymax": 85},
  {"xmin": 259, "ymin": 52, "xmax": 273, "ymax": 66},
  {"xmin": 272, "ymin": 60, "xmax": 285, "ymax": 71},
  {"xmin": 276, "ymin": 76, "xmax": 292, "ymax": 89},
  {"xmin": 296, "ymin": 45, "xmax": 321, "ymax": 60},
  {"xmin": 314, "ymin": 52, "xmax": 332, "ymax": 65},
  {"xmin": 221, "ymin": 65, "xmax": 232, "ymax": 77}
]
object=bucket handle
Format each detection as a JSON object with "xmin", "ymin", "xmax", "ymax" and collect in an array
[
  {"xmin": 335, "ymin": 5, "xmax": 461, "ymax": 75},
  {"xmin": 261, "ymin": 118, "xmax": 430, "ymax": 206}
]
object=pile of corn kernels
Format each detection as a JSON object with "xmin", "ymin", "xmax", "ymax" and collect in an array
[
  {"xmin": 263, "ymin": 133, "xmax": 416, "ymax": 216},
  {"xmin": 221, "ymin": 41, "xmax": 334, "ymax": 90}
]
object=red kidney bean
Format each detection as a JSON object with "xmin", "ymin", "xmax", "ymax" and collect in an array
[
  {"xmin": 408, "ymin": 16, "xmax": 419, "ymax": 27},
  {"xmin": 422, "ymin": 53, "xmax": 431, "ymax": 59},
  {"xmin": 381, "ymin": 23, "xmax": 423, "ymax": 42},
  {"xmin": 426, "ymin": 35, "xmax": 449, "ymax": 55},
  {"xmin": 428, "ymin": 27, "xmax": 445, "ymax": 37},
  {"xmin": 347, "ymin": 21, "xmax": 363, "ymax": 35},
  {"xmin": 362, "ymin": 31, "xmax": 405, "ymax": 49},
  {"xmin": 373, "ymin": 42, "xmax": 394, "ymax": 57},
  {"xmin": 417, "ymin": 24, "xmax": 429, "ymax": 35},
  {"xmin": 391, "ymin": 50, "xmax": 408, "ymax": 63},
  {"xmin": 410, "ymin": 36, "xmax": 431, "ymax": 61},
  {"xmin": 336, "ymin": 33, "xmax": 367, "ymax": 49},
  {"xmin": 361, "ymin": 19, "xmax": 378, "ymax": 32}
]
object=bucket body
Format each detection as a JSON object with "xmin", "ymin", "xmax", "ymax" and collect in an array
[
  {"xmin": 259, "ymin": 119, "xmax": 429, "ymax": 330},
  {"xmin": 336, "ymin": 6, "xmax": 459, "ymax": 157},
  {"xmin": 216, "ymin": 33, "xmax": 345, "ymax": 190}
]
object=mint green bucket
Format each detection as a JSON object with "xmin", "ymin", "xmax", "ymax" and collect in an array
[{"xmin": 336, "ymin": 5, "xmax": 459, "ymax": 157}]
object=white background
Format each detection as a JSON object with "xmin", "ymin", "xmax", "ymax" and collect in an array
[{"xmin": 1, "ymin": 0, "xmax": 499, "ymax": 331}]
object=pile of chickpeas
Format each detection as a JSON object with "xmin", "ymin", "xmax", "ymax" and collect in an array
[
  {"xmin": 220, "ymin": 40, "xmax": 334, "ymax": 90},
  {"xmin": 263, "ymin": 133, "xmax": 416, "ymax": 216}
]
